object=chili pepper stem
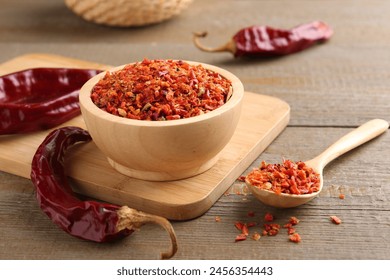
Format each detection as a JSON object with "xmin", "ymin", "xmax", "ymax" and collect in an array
[
  {"xmin": 193, "ymin": 31, "xmax": 236, "ymax": 54},
  {"xmin": 117, "ymin": 206, "xmax": 178, "ymax": 260}
]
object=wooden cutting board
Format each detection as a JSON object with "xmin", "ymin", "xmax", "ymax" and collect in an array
[{"xmin": 0, "ymin": 53, "xmax": 290, "ymax": 220}]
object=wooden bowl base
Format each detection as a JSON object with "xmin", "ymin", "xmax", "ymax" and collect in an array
[{"xmin": 107, "ymin": 155, "xmax": 220, "ymax": 181}]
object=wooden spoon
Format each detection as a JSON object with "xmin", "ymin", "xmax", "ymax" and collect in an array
[{"xmin": 246, "ymin": 119, "xmax": 389, "ymax": 208}]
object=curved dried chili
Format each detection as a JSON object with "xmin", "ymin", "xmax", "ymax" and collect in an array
[
  {"xmin": 30, "ymin": 126, "xmax": 177, "ymax": 259},
  {"xmin": 0, "ymin": 68, "xmax": 101, "ymax": 135},
  {"xmin": 193, "ymin": 21, "xmax": 333, "ymax": 57}
]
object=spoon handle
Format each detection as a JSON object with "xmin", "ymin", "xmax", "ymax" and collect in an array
[{"xmin": 308, "ymin": 119, "xmax": 389, "ymax": 170}]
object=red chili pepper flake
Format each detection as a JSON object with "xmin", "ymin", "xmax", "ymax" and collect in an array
[
  {"xmin": 246, "ymin": 160, "xmax": 321, "ymax": 195},
  {"xmin": 289, "ymin": 216, "xmax": 300, "ymax": 225},
  {"xmin": 231, "ymin": 214, "xmax": 304, "ymax": 243},
  {"xmin": 247, "ymin": 222, "xmax": 257, "ymax": 227},
  {"xmin": 235, "ymin": 221, "xmax": 244, "ymax": 231},
  {"xmin": 264, "ymin": 213, "xmax": 274, "ymax": 222},
  {"xmin": 241, "ymin": 224, "xmax": 249, "ymax": 236},
  {"xmin": 263, "ymin": 223, "xmax": 280, "ymax": 236},
  {"xmin": 91, "ymin": 59, "xmax": 232, "ymax": 121},
  {"xmin": 339, "ymin": 194, "xmax": 345, "ymax": 199},
  {"xmin": 268, "ymin": 229, "xmax": 279, "ymax": 236},
  {"xmin": 237, "ymin": 175, "xmax": 246, "ymax": 182},
  {"xmin": 235, "ymin": 233, "xmax": 247, "ymax": 242},
  {"xmin": 287, "ymin": 227, "xmax": 296, "ymax": 235},
  {"xmin": 251, "ymin": 232, "xmax": 261, "ymax": 241},
  {"xmin": 235, "ymin": 221, "xmax": 250, "ymax": 236},
  {"xmin": 283, "ymin": 217, "xmax": 300, "ymax": 236},
  {"xmin": 289, "ymin": 233, "xmax": 302, "ymax": 243},
  {"xmin": 330, "ymin": 215, "xmax": 342, "ymax": 225},
  {"xmin": 247, "ymin": 211, "xmax": 255, "ymax": 217}
]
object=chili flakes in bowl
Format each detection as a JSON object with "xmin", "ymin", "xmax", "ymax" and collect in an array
[{"xmin": 90, "ymin": 59, "xmax": 232, "ymax": 121}]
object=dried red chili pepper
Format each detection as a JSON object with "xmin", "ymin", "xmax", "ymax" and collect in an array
[
  {"xmin": 0, "ymin": 68, "xmax": 101, "ymax": 135},
  {"xmin": 193, "ymin": 21, "xmax": 333, "ymax": 57},
  {"xmin": 30, "ymin": 126, "xmax": 177, "ymax": 259}
]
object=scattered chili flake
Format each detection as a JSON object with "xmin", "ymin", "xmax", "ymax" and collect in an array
[
  {"xmin": 247, "ymin": 222, "xmax": 257, "ymax": 227},
  {"xmin": 235, "ymin": 233, "xmax": 247, "ymax": 242},
  {"xmin": 247, "ymin": 211, "xmax": 255, "ymax": 217},
  {"xmin": 263, "ymin": 223, "xmax": 280, "ymax": 236},
  {"xmin": 289, "ymin": 233, "xmax": 302, "ymax": 243},
  {"xmin": 234, "ymin": 221, "xmax": 244, "ymax": 231},
  {"xmin": 231, "ymin": 214, "xmax": 305, "ymax": 243},
  {"xmin": 264, "ymin": 213, "xmax": 274, "ymax": 222},
  {"xmin": 237, "ymin": 175, "xmax": 246, "ymax": 182},
  {"xmin": 241, "ymin": 224, "xmax": 249, "ymax": 236},
  {"xmin": 251, "ymin": 232, "xmax": 261, "ymax": 241},
  {"xmin": 330, "ymin": 215, "xmax": 342, "ymax": 225},
  {"xmin": 289, "ymin": 216, "xmax": 300, "ymax": 225},
  {"xmin": 246, "ymin": 159, "xmax": 321, "ymax": 195},
  {"xmin": 215, "ymin": 216, "xmax": 221, "ymax": 222},
  {"xmin": 339, "ymin": 194, "xmax": 345, "ymax": 199},
  {"xmin": 235, "ymin": 221, "xmax": 249, "ymax": 236},
  {"xmin": 282, "ymin": 218, "xmax": 300, "ymax": 236},
  {"xmin": 91, "ymin": 59, "xmax": 232, "ymax": 121},
  {"xmin": 287, "ymin": 227, "xmax": 296, "ymax": 235}
]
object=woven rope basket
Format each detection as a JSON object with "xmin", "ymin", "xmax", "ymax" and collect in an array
[{"xmin": 65, "ymin": 0, "xmax": 193, "ymax": 27}]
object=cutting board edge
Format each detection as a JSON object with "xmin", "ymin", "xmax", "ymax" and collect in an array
[{"xmin": 0, "ymin": 53, "xmax": 110, "ymax": 71}]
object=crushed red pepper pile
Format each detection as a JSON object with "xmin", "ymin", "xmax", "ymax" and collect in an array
[
  {"xmin": 91, "ymin": 59, "xmax": 232, "ymax": 121},
  {"xmin": 246, "ymin": 159, "xmax": 321, "ymax": 195}
]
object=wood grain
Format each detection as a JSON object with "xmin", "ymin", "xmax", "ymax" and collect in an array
[{"xmin": 0, "ymin": 54, "xmax": 290, "ymax": 220}]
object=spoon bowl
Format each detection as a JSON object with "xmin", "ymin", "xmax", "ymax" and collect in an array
[{"xmin": 247, "ymin": 119, "xmax": 389, "ymax": 208}]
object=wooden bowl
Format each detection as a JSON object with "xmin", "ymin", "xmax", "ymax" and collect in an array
[{"xmin": 79, "ymin": 61, "xmax": 244, "ymax": 181}]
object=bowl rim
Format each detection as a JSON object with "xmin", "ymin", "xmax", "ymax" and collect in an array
[{"xmin": 79, "ymin": 60, "xmax": 244, "ymax": 127}]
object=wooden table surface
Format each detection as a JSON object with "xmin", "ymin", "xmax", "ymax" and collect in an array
[{"xmin": 0, "ymin": 0, "xmax": 389, "ymax": 260}]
